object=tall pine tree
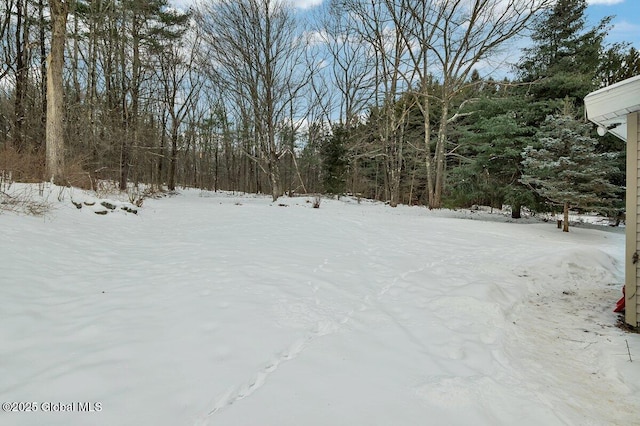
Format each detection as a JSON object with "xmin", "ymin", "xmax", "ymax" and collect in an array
[
  {"xmin": 515, "ymin": 0, "xmax": 624, "ymax": 224},
  {"xmin": 520, "ymin": 104, "xmax": 621, "ymax": 232},
  {"xmin": 518, "ymin": 0, "xmax": 610, "ymax": 104}
]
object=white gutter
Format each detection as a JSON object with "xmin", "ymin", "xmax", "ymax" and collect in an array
[{"xmin": 584, "ymin": 74, "xmax": 640, "ymax": 142}]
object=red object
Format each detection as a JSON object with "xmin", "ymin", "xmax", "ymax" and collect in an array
[{"xmin": 614, "ymin": 286, "xmax": 625, "ymax": 313}]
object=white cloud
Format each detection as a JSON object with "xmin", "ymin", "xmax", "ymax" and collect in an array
[
  {"xmin": 612, "ymin": 20, "xmax": 640, "ymax": 32},
  {"xmin": 609, "ymin": 19, "xmax": 640, "ymax": 43},
  {"xmin": 289, "ymin": 0, "xmax": 323, "ymax": 9},
  {"xmin": 304, "ymin": 29, "xmax": 331, "ymax": 45},
  {"xmin": 170, "ymin": 0, "xmax": 196, "ymax": 10}
]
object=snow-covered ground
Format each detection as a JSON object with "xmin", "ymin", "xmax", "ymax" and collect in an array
[{"xmin": 1, "ymin": 186, "xmax": 638, "ymax": 426}]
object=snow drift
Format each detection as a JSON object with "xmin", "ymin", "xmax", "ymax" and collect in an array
[{"xmin": 0, "ymin": 186, "xmax": 638, "ymax": 426}]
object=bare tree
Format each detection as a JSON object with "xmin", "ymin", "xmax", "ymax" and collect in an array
[
  {"xmin": 0, "ymin": 0, "xmax": 16, "ymax": 149},
  {"xmin": 157, "ymin": 32, "xmax": 202, "ymax": 191},
  {"xmin": 196, "ymin": 0, "xmax": 310, "ymax": 201},
  {"xmin": 310, "ymin": 1, "xmax": 376, "ymax": 127},
  {"xmin": 421, "ymin": 0, "xmax": 552, "ymax": 208},
  {"xmin": 13, "ymin": 0, "xmax": 28, "ymax": 151},
  {"xmin": 396, "ymin": 0, "xmax": 443, "ymax": 208},
  {"xmin": 0, "ymin": 1, "xmax": 16, "ymax": 82},
  {"xmin": 343, "ymin": 0, "xmax": 415, "ymax": 207},
  {"xmin": 0, "ymin": 1, "xmax": 13, "ymax": 78},
  {"xmin": 428, "ymin": 0, "xmax": 553, "ymax": 208},
  {"xmin": 337, "ymin": 0, "xmax": 550, "ymax": 208}
]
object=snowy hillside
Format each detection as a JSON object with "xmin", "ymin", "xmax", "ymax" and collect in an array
[{"xmin": 1, "ymin": 187, "xmax": 638, "ymax": 426}]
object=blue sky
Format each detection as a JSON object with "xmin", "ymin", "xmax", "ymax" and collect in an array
[
  {"xmin": 174, "ymin": 0, "xmax": 639, "ymax": 49},
  {"xmin": 586, "ymin": 0, "xmax": 640, "ymax": 48}
]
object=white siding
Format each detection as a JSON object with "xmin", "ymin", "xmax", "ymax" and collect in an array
[
  {"xmin": 636, "ymin": 112, "xmax": 640, "ymax": 326},
  {"xmin": 630, "ymin": 112, "xmax": 639, "ymax": 327}
]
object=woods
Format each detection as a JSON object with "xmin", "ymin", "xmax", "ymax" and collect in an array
[{"xmin": 0, "ymin": 0, "xmax": 637, "ymax": 215}]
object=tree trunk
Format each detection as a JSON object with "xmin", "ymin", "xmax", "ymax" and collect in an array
[
  {"xmin": 269, "ymin": 154, "xmax": 281, "ymax": 202},
  {"xmin": 13, "ymin": 0, "xmax": 26, "ymax": 151},
  {"xmin": 158, "ymin": 113, "xmax": 167, "ymax": 188},
  {"xmin": 39, "ymin": 0, "xmax": 47, "ymax": 144},
  {"xmin": 168, "ymin": 124, "xmax": 178, "ymax": 191},
  {"xmin": 563, "ymin": 201, "xmax": 570, "ymax": 232},
  {"xmin": 511, "ymin": 204, "xmax": 522, "ymax": 219},
  {"xmin": 389, "ymin": 167, "xmax": 400, "ymax": 207},
  {"xmin": 120, "ymin": 13, "xmax": 141, "ymax": 191},
  {"xmin": 46, "ymin": 0, "xmax": 68, "ymax": 184},
  {"xmin": 432, "ymin": 103, "xmax": 449, "ymax": 209},
  {"xmin": 119, "ymin": 108, "xmax": 130, "ymax": 190},
  {"xmin": 422, "ymin": 95, "xmax": 435, "ymax": 209}
]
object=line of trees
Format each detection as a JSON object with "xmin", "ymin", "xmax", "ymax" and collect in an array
[{"xmin": 1, "ymin": 0, "xmax": 638, "ymax": 217}]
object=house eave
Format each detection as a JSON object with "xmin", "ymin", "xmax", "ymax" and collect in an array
[{"xmin": 585, "ymin": 74, "xmax": 640, "ymax": 142}]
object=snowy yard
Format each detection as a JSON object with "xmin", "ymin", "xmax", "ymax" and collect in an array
[{"xmin": 1, "ymin": 187, "xmax": 639, "ymax": 426}]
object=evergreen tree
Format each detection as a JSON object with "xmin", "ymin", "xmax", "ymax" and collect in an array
[
  {"xmin": 598, "ymin": 45, "xmax": 640, "ymax": 86},
  {"xmin": 518, "ymin": 0, "xmax": 610, "ymax": 104},
  {"xmin": 520, "ymin": 108, "xmax": 621, "ymax": 232},
  {"xmin": 514, "ymin": 0, "xmax": 624, "ymax": 223},
  {"xmin": 449, "ymin": 96, "xmax": 537, "ymax": 217},
  {"xmin": 320, "ymin": 125, "xmax": 349, "ymax": 196}
]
